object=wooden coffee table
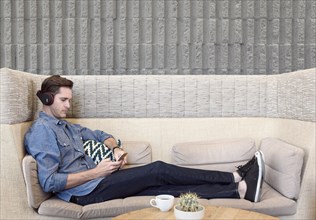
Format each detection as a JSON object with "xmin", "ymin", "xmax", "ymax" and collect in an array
[{"xmin": 112, "ymin": 206, "xmax": 278, "ymax": 219}]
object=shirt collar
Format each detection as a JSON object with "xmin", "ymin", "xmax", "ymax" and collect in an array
[{"xmin": 39, "ymin": 111, "xmax": 66, "ymax": 126}]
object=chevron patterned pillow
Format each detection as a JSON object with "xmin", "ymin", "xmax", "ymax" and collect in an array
[{"xmin": 83, "ymin": 140, "xmax": 114, "ymax": 164}]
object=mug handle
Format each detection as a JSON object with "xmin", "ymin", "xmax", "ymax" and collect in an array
[{"xmin": 150, "ymin": 199, "xmax": 157, "ymax": 208}]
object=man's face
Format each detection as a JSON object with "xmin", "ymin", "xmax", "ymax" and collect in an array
[{"xmin": 49, "ymin": 87, "xmax": 72, "ymax": 119}]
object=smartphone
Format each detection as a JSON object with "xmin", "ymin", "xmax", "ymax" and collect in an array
[
  {"xmin": 113, "ymin": 153, "xmax": 128, "ymax": 173},
  {"xmin": 118, "ymin": 152, "xmax": 128, "ymax": 161}
]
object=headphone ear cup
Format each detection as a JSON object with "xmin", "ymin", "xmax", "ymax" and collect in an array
[{"xmin": 36, "ymin": 91, "xmax": 54, "ymax": 106}]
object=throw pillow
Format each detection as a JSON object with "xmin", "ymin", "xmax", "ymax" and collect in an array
[{"xmin": 83, "ymin": 140, "xmax": 114, "ymax": 164}]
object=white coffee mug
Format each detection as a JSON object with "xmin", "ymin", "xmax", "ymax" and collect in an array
[{"xmin": 150, "ymin": 194, "xmax": 175, "ymax": 212}]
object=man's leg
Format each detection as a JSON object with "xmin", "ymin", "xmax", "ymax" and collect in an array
[
  {"xmin": 71, "ymin": 152, "xmax": 264, "ymax": 205},
  {"xmin": 134, "ymin": 183, "xmax": 239, "ymax": 199},
  {"xmin": 71, "ymin": 161, "xmax": 237, "ymax": 205}
]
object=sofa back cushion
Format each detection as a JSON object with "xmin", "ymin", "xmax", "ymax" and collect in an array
[
  {"xmin": 22, "ymin": 141, "xmax": 152, "ymax": 209},
  {"xmin": 172, "ymin": 138, "xmax": 257, "ymax": 172},
  {"xmin": 260, "ymin": 138, "xmax": 304, "ymax": 199},
  {"xmin": 2, "ymin": 68, "xmax": 315, "ymax": 125}
]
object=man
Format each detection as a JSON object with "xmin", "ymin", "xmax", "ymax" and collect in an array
[{"xmin": 24, "ymin": 75, "xmax": 265, "ymax": 206}]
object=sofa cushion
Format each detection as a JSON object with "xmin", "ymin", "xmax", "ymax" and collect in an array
[
  {"xmin": 38, "ymin": 196, "xmax": 152, "ymax": 219},
  {"xmin": 260, "ymin": 138, "xmax": 304, "ymax": 200},
  {"xmin": 39, "ymin": 184, "xmax": 297, "ymax": 218},
  {"xmin": 22, "ymin": 155, "xmax": 53, "ymax": 209},
  {"xmin": 38, "ymin": 197, "xmax": 83, "ymax": 218},
  {"xmin": 172, "ymin": 138, "xmax": 257, "ymax": 172},
  {"xmin": 121, "ymin": 141, "xmax": 152, "ymax": 165}
]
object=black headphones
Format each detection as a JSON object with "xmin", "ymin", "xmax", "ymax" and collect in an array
[{"xmin": 36, "ymin": 90, "xmax": 55, "ymax": 106}]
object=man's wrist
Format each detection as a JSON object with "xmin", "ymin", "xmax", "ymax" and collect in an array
[
  {"xmin": 112, "ymin": 146, "xmax": 121, "ymax": 152},
  {"xmin": 112, "ymin": 139, "xmax": 122, "ymax": 153}
]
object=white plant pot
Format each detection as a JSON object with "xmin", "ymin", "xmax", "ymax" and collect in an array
[{"xmin": 174, "ymin": 205, "xmax": 205, "ymax": 220}]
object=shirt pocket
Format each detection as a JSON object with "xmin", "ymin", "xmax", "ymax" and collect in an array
[{"xmin": 57, "ymin": 136, "xmax": 77, "ymax": 163}]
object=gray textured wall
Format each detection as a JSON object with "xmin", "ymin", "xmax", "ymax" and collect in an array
[{"xmin": 0, "ymin": 0, "xmax": 315, "ymax": 75}]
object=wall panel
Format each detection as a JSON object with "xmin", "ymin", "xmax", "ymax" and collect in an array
[{"xmin": 0, "ymin": 0, "xmax": 315, "ymax": 75}]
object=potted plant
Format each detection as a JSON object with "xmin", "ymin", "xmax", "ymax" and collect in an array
[{"xmin": 174, "ymin": 192, "xmax": 205, "ymax": 220}]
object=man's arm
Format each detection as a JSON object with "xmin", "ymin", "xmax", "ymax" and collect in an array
[
  {"xmin": 66, "ymin": 134, "xmax": 125, "ymax": 189},
  {"xmin": 65, "ymin": 158, "xmax": 122, "ymax": 189},
  {"xmin": 25, "ymin": 124, "xmax": 69, "ymax": 193},
  {"xmin": 26, "ymin": 123, "xmax": 123, "ymax": 192}
]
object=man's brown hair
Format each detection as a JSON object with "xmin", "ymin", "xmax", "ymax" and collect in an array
[{"xmin": 41, "ymin": 75, "xmax": 73, "ymax": 95}]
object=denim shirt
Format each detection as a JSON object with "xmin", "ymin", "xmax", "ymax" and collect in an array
[{"xmin": 24, "ymin": 112, "xmax": 113, "ymax": 202}]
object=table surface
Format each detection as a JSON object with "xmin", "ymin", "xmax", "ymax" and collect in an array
[{"xmin": 112, "ymin": 206, "xmax": 279, "ymax": 220}]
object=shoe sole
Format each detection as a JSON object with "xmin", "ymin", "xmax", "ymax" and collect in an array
[
  {"xmin": 254, "ymin": 151, "xmax": 265, "ymax": 202},
  {"xmin": 258, "ymin": 150, "xmax": 265, "ymax": 179}
]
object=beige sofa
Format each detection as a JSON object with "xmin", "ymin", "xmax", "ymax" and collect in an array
[{"xmin": 0, "ymin": 68, "xmax": 315, "ymax": 219}]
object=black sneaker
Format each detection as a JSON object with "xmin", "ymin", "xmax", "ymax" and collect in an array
[
  {"xmin": 236, "ymin": 155, "xmax": 256, "ymax": 179},
  {"xmin": 244, "ymin": 151, "xmax": 264, "ymax": 202}
]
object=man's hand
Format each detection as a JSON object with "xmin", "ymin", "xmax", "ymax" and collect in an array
[
  {"xmin": 113, "ymin": 148, "xmax": 128, "ymax": 169},
  {"xmin": 96, "ymin": 158, "xmax": 122, "ymax": 175},
  {"xmin": 103, "ymin": 137, "xmax": 128, "ymax": 169}
]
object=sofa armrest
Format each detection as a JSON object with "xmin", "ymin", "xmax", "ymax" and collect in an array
[
  {"xmin": 22, "ymin": 155, "xmax": 53, "ymax": 209},
  {"xmin": 260, "ymin": 138, "xmax": 304, "ymax": 200}
]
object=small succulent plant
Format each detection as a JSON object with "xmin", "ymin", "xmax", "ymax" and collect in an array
[{"xmin": 178, "ymin": 192, "xmax": 201, "ymax": 212}]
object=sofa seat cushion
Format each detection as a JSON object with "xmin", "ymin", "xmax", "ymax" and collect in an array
[
  {"xmin": 38, "ymin": 182, "xmax": 295, "ymax": 218},
  {"xmin": 22, "ymin": 141, "xmax": 152, "ymax": 210},
  {"xmin": 260, "ymin": 138, "xmax": 304, "ymax": 199},
  {"xmin": 172, "ymin": 138, "xmax": 257, "ymax": 172},
  {"xmin": 204, "ymin": 182, "xmax": 297, "ymax": 216},
  {"xmin": 38, "ymin": 196, "xmax": 153, "ymax": 219},
  {"xmin": 38, "ymin": 197, "xmax": 83, "ymax": 218}
]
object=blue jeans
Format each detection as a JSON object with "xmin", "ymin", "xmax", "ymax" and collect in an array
[{"xmin": 70, "ymin": 161, "xmax": 239, "ymax": 205}]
